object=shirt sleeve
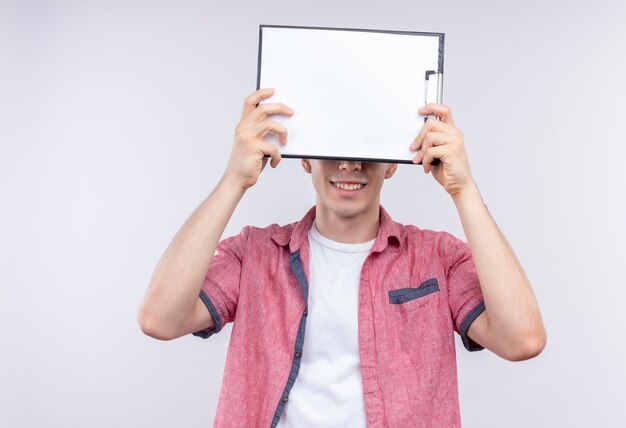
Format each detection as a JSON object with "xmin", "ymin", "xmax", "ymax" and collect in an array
[
  {"xmin": 192, "ymin": 226, "xmax": 250, "ymax": 339},
  {"xmin": 443, "ymin": 232, "xmax": 486, "ymax": 352}
]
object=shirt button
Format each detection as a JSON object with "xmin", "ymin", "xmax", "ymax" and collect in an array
[
  {"xmin": 282, "ymin": 396, "xmax": 289, "ymax": 403},
  {"xmin": 295, "ymin": 351, "xmax": 301, "ymax": 358}
]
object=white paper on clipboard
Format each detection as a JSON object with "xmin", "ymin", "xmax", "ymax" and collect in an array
[{"xmin": 257, "ymin": 25, "xmax": 444, "ymax": 163}]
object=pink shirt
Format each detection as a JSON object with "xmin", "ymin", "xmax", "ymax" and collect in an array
[{"xmin": 194, "ymin": 205, "xmax": 485, "ymax": 427}]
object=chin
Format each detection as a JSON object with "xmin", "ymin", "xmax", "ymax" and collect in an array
[
  {"xmin": 315, "ymin": 181, "xmax": 379, "ymax": 219},
  {"xmin": 326, "ymin": 199, "xmax": 370, "ymax": 219}
]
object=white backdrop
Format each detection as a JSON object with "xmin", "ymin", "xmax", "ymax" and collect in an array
[{"xmin": 1, "ymin": 1, "xmax": 625, "ymax": 427}]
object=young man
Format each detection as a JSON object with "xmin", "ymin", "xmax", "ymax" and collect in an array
[{"xmin": 138, "ymin": 88, "xmax": 546, "ymax": 427}]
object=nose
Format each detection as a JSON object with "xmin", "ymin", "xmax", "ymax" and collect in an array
[{"xmin": 338, "ymin": 160, "xmax": 362, "ymax": 171}]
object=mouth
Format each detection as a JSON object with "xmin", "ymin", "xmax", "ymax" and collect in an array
[{"xmin": 329, "ymin": 181, "xmax": 366, "ymax": 192}]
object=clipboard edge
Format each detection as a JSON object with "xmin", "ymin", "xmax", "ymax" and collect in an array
[{"xmin": 268, "ymin": 154, "xmax": 419, "ymax": 165}]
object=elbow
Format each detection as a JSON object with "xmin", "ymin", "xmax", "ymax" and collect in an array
[
  {"xmin": 506, "ymin": 329, "xmax": 547, "ymax": 362},
  {"xmin": 137, "ymin": 305, "xmax": 177, "ymax": 341}
]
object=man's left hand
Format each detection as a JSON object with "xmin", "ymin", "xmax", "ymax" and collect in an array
[{"xmin": 410, "ymin": 104, "xmax": 476, "ymax": 198}]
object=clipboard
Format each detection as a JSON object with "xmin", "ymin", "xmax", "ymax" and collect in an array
[{"xmin": 257, "ymin": 25, "xmax": 445, "ymax": 164}]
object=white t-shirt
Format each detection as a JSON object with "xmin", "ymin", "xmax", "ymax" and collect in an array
[{"xmin": 277, "ymin": 220, "xmax": 375, "ymax": 428}]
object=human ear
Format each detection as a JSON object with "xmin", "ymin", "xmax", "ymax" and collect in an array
[
  {"xmin": 301, "ymin": 159, "xmax": 311, "ymax": 174},
  {"xmin": 384, "ymin": 163, "xmax": 398, "ymax": 179}
]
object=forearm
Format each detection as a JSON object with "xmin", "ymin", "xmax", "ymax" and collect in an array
[
  {"xmin": 138, "ymin": 175, "xmax": 246, "ymax": 338},
  {"xmin": 452, "ymin": 184, "xmax": 546, "ymax": 351}
]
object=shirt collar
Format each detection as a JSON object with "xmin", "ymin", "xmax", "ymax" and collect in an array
[{"xmin": 270, "ymin": 205, "xmax": 402, "ymax": 254}]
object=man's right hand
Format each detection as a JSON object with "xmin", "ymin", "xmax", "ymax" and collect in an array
[{"xmin": 222, "ymin": 88, "xmax": 294, "ymax": 190}]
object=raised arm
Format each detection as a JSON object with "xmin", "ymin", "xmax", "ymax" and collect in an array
[
  {"xmin": 137, "ymin": 88, "xmax": 293, "ymax": 340},
  {"xmin": 411, "ymin": 104, "xmax": 547, "ymax": 361}
]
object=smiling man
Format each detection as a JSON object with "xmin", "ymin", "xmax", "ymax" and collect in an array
[{"xmin": 138, "ymin": 88, "xmax": 546, "ymax": 428}]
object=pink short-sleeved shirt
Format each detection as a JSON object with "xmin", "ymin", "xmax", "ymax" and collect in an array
[{"xmin": 194, "ymin": 205, "xmax": 486, "ymax": 427}]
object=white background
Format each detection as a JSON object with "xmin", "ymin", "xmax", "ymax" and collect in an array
[{"xmin": 1, "ymin": 1, "xmax": 625, "ymax": 427}]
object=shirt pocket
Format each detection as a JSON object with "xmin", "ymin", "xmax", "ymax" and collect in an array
[{"xmin": 388, "ymin": 278, "xmax": 440, "ymax": 309}]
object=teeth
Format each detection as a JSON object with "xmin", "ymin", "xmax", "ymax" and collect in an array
[{"xmin": 334, "ymin": 182, "xmax": 363, "ymax": 191}]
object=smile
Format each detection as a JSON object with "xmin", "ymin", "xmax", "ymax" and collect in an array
[{"xmin": 331, "ymin": 181, "xmax": 365, "ymax": 191}]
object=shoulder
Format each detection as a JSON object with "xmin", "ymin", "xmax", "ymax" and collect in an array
[
  {"xmin": 391, "ymin": 223, "xmax": 472, "ymax": 281},
  {"xmin": 396, "ymin": 222, "xmax": 465, "ymax": 248},
  {"xmin": 221, "ymin": 206, "xmax": 317, "ymax": 254},
  {"xmin": 393, "ymin": 220, "xmax": 469, "ymax": 265},
  {"xmin": 380, "ymin": 206, "xmax": 464, "ymax": 250},
  {"xmin": 253, "ymin": 221, "xmax": 297, "ymax": 247},
  {"xmin": 223, "ymin": 220, "xmax": 298, "ymax": 250}
]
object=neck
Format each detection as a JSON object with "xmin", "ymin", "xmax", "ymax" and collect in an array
[{"xmin": 313, "ymin": 202, "xmax": 381, "ymax": 244}]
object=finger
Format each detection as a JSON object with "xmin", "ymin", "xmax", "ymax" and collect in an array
[
  {"xmin": 249, "ymin": 119, "xmax": 289, "ymax": 145},
  {"xmin": 411, "ymin": 155, "xmax": 441, "ymax": 167},
  {"xmin": 261, "ymin": 156, "xmax": 269, "ymax": 170},
  {"xmin": 421, "ymin": 146, "xmax": 447, "ymax": 174},
  {"xmin": 418, "ymin": 104, "xmax": 455, "ymax": 126},
  {"xmin": 411, "ymin": 120, "xmax": 459, "ymax": 151},
  {"xmin": 259, "ymin": 142, "xmax": 282, "ymax": 168},
  {"xmin": 411, "ymin": 132, "xmax": 450, "ymax": 164},
  {"xmin": 241, "ymin": 88, "xmax": 275, "ymax": 119},
  {"xmin": 246, "ymin": 102, "xmax": 294, "ymax": 123}
]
